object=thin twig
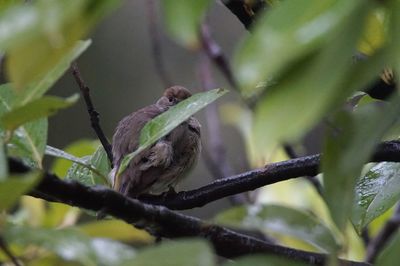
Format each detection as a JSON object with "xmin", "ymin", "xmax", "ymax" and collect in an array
[
  {"xmin": 365, "ymin": 203, "xmax": 400, "ymax": 263},
  {"xmin": 198, "ymin": 55, "xmax": 246, "ymax": 205},
  {"xmin": 200, "ymin": 23, "xmax": 238, "ymax": 90},
  {"xmin": 9, "ymin": 160, "xmax": 368, "ymax": 265},
  {"xmin": 71, "ymin": 62, "xmax": 113, "ymax": 164},
  {"xmin": 145, "ymin": 0, "xmax": 172, "ymax": 88},
  {"xmin": 0, "ymin": 236, "xmax": 21, "ymax": 266}
]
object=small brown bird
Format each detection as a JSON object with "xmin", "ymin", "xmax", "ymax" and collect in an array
[{"xmin": 111, "ymin": 86, "xmax": 201, "ymax": 198}]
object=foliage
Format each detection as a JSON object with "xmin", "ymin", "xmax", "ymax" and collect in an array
[{"xmin": 0, "ymin": 0, "xmax": 400, "ymax": 265}]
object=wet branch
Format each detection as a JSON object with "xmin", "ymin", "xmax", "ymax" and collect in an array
[{"xmin": 8, "ymin": 159, "xmax": 368, "ymax": 266}]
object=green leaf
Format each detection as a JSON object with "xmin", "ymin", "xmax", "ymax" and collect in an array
[
  {"xmin": 0, "ymin": 171, "xmax": 42, "ymax": 211},
  {"xmin": 122, "ymin": 239, "xmax": 215, "ymax": 266},
  {"xmin": 50, "ymin": 139, "xmax": 99, "ymax": 177},
  {"xmin": 376, "ymin": 230, "xmax": 400, "ymax": 266},
  {"xmin": 0, "ymin": 84, "xmax": 48, "ymax": 168},
  {"xmin": 214, "ymin": 204, "xmax": 339, "ymax": 253},
  {"xmin": 65, "ymin": 145, "xmax": 110, "ymax": 186},
  {"xmin": 118, "ymin": 88, "xmax": 227, "ymax": 176},
  {"xmin": 78, "ymin": 219, "xmax": 153, "ymax": 243},
  {"xmin": 222, "ymin": 255, "xmax": 308, "ymax": 266},
  {"xmin": 7, "ymin": 119, "xmax": 48, "ymax": 168},
  {"xmin": 3, "ymin": 224, "xmax": 136, "ymax": 266},
  {"xmin": 252, "ymin": 2, "xmax": 375, "ymax": 154},
  {"xmin": 322, "ymin": 97, "xmax": 400, "ymax": 231},
  {"xmin": 16, "ymin": 40, "xmax": 91, "ymax": 106},
  {"xmin": 234, "ymin": 0, "xmax": 366, "ymax": 95},
  {"xmin": 1, "ymin": 94, "xmax": 79, "ymax": 131},
  {"xmin": 352, "ymin": 162, "xmax": 400, "ymax": 233},
  {"xmin": 4, "ymin": 0, "xmax": 118, "ymax": 89},
  {"xmin": 161, "ymin": 0, "xmax": 212, "ymax": 49},
  {"xmin": 45, "ymin": 145, "xmax": 105, "ymax": 178}
]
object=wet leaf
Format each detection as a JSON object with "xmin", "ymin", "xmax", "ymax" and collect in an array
[
  {"xmin": 214, "ymin": 204, "xmax": 339, "ymax": 253},
  {"xmin": 1, "ymin": 94, "xmax": 79, "ymax": 131},
  {"xmin": 0, "ymin": 84, "xmax": 47, "ymax": 168},
  {"xmin": 50, "ymin": 139, "xmax": 99, "ymax": 177},
  {"xmin": 161, "ymin": 0, "xmax": 212, "ymax": 49},
  {"xmin": 118, "ymin": 88, "xmax": 227, "ymax": 176},
  {"xmin": 352, "ymin": 162, "xmax": 400, "ymax": 233},
  {"xmin": 323, "ymin": 96, "xmax": 400, "ymax": 231},
  {"xmin": 65, "ymin": 145, "xmax": 110, "ymax": 186}
]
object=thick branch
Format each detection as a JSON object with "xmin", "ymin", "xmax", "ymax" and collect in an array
[
  {"xmin": 71, "ymin": 63, "xmax": 113, "ymax": 164},
  {"xmin": 8, "ymin": 159, "xmax": 367, "ymax": 265},
  {"xmin": 140, "ymin": 140, "xmax": 400, "ymax": 209}
]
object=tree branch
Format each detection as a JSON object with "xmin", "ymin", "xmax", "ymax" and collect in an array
[
  {"xmin": 8, "ymin": 158, "xmax": 368, "ymax": 266},
  {"xmin": 71, "ymin": 63, "xmax": 113, "ymax": 164},
  {"xmin": 200, "ymin": 23, "xmax": 238, "ymax": 90},
  {"xmin": 139, "ymin": 140, "xmax": 400, "ymax": 209}
]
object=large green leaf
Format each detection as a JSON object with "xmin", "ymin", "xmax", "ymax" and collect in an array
[
  {"xmin": 16, "ymin": 40, "xmax": 91, "ymax": 105},
  {"xmin": 0, "ymin": 171, "xmax": 42, "ymax": 211},
  {"xmin": 214, "ymin": 204, "xmax": 339, "ymax": 253},
  {"xmin": 118, "ymin": 88, "xmax": 227, "ymax": 176},
  {"xmin": 122, "ymin": 239, "xmax": 215, "ymax": 266},
  {"xmin": 161, "ymin": 0, "xmax": 212, "ymax": 49},
  {"xmin": 234, "ymin": 0, "xmax": 366, "ymax": 95},
  {"xmin": 252, "ymin": 2, "xmax": 375, "ymax": 154},
  {"xmin": 222, "ymin": 255, "xmax": 308, "ymax": 266},
  {"xmin": 322, "ymin": 97, "xmax": 400, "ymax": 231},
  {"xmin": 3, "ymin": 0, "xmax": 118, "ymax": 89},
  {"xmin": 352, "ymin": 162, "xmax": 400, "ymax": 234},
  {"xmin": 3, "ymin": 224, "xmax": 136, "ymax": 266},
  {"xmin": 1, "ymin": 94, "xmax": 79, "ymax": 131}
]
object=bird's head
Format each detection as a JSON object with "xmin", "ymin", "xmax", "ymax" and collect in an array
[{"xmin": 161, "ymin": 86, "xmax": 192, "ymax": 105}]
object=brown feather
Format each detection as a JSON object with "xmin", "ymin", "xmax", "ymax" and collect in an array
[{"xmin": 111, "ymin": 86, "xmax": 201, "ymax": 197}]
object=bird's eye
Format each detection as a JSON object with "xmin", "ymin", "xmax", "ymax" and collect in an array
[{"xmin": 168, "ymin": 97, "xmax": 175, "ymax": 103}]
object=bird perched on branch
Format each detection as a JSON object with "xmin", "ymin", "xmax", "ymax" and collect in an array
[{"xmin": 111, "ymin": 86, "xmax": 201, "ymax": 198}]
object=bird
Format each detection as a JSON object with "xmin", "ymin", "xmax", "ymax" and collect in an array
[{"xmin": 110, "ymin": 86, "xmax": 201, "ymax": 198}]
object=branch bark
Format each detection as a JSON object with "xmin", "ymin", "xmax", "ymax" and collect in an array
[{"xmin": 8, "ymin": 158, "xmax": 368, "ymax": 266}]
